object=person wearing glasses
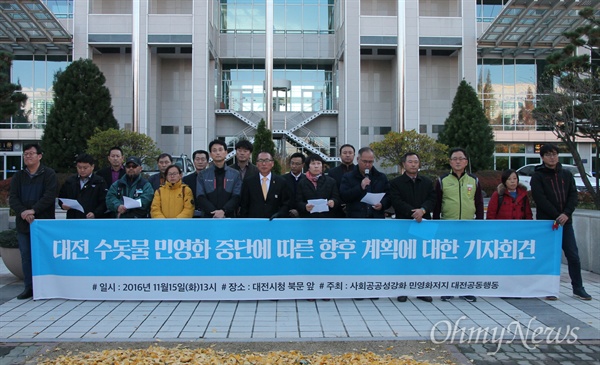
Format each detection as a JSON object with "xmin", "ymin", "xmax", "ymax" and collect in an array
[
  {"xmin": 239, "ymin": 151, "xmax": 291, "ymax": 219},
  {"xmin": 9, "ymin": 143, "xmax": 58, "ymax": 300},
  {"xmin": 433, "ymin": 147, "xmax": 483, "ymax": 303},
  {"xmin": 340, "ymin": 147, "xmax": 390, "ymax": 219},
  {"xmin": 531, "ymin": 144, "xmax": 592, "ymax": 301},
  {"xmin": 105, "ymin": 156, "xmax": 154, "ymax": 218},
  {"xmin": 58, "ymin": 153, "xmax": 107, "ymax": 219},
  {"xmin": 151, "ymin": 164, "xmax": 194, "ymax": 218}
]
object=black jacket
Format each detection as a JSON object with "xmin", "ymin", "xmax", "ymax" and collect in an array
[
  {"xmin": 96, "ymin": 166, "xmax": 125, "ymax": 187},
  {"xmin": 182, "ymin": 171, "xmax": 201, "ymax": 215},
  {"xmin": 339, "ymin": 165, "xmax": 390, "ymax": 218},
  {"xmin": 9, "ymin": 164, "xmax": 57, "ymax": 233},
  {"xmin": 389, "ymin": 173, "xmax": 436, "ymax": 220},
  {"xmin": 240, "ymin": 174, "xmax": 291, "ymax": 218},
  {"xmin": 232, "ymin": 162, "xmax": 259, "ymax": 180},
  {"xmin": 282, "ymin": 172, "xmax": 305, "ymax": 199},
  {"xmin": 296, "ymin": 175, "xmax": 340, "ymax": 218},
  {"xmin": 531, "ymin": 162, "xmax": 578, "ymax": 223},
  {"xmin": 59, "ymin": 173, "xmax": 107, "ymax": 219},
  {"xmin": 326, "ymin": 163, "xmax": 354, "ymax": 217}
]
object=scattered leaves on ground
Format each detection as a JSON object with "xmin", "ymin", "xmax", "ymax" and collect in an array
[{"xmin": 37, "ymin": 345, "xmax": 455, "ymax": 365}]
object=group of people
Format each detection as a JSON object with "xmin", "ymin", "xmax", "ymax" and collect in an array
[{"xmin": 8, "ymin": 142, "xmax": 592, "ymax": 303}]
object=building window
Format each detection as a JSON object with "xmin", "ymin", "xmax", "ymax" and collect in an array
[
  {"xmin": 361, "ymin": 127, "xmax": 369, "ymax": 135},
  {"xmin": 419, "ymin": 125, "xmax": 427, "ymax": 133},
  {"xmin": 221, "ymin": 62, "xmax": 335, "ymax": 112},
  {"xmin": 184, "ymin": 126, "xmax": 192, "ymax": 134},
  {"xmin": 44, "ymin": 0, "xmax": 73, "ymax": 18},
  {"xmin": 476, "ymin": 0, "xmax": 509, "ymax": 23},
  {"xmin": 478, "ymin": 58, "xmax": 539, "ymax": 131},
  {"xmin": 432, "ymin": 125, "xmax": 444, "ymax": 134},
  {"xmin": 161, "ymin": 126, "xmax": 179, "ymax": 134},
  {"xmin": 374, "ymin": 127, "xmax": 391, "ymax": 135},
  {"xmin": 4, "ymin": 55, "xmax": 71, "ymax": 130},
  {"xmin": 221, "ymin": 0, "xmax": 334, "ymax": 34}
]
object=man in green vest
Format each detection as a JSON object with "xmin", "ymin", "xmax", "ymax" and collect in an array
[{"xmin": 433, "ymin": 147, "xmax": 484, "ymax": 302}]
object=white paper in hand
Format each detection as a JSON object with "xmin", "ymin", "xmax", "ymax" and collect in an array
[
  {"xmin": 59, "ymin": 198, "xmax": 85, "ymax": 213},
  {"xmin": 123, "ymin": 196, "xmax": 142, "ymax": 209},
  {"xmin": 360, "ymin": 192, "xmax": 385, "ymax": 206},
  {"xmin": 307, "ymin": 199, "xmax": 329, "ymax": 213}
]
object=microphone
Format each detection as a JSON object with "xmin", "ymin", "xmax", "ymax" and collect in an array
[
  {"xmin": 364, "ymin": 168, "xmax": 370, "ymax": 178},
  {"xmin": 364, "ymin": 169, "xmax": 371, "ymax": 192}
]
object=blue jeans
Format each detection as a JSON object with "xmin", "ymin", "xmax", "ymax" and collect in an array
[
  {"xmin": 562, "ymin": 224, "xmax": 583, "ymax": 290},
  {"xmin": 17, "ymin": 232, "xmax": 32, "ymax": 291}
]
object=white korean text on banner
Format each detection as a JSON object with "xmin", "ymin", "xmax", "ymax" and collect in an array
[{"xmin": 31, "ymin": 219, "xmax": 562, "ymax": 301}]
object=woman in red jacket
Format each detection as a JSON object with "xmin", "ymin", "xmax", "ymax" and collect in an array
[{"xmin": 486, "ymin": 169, "xmax": 533, "ymax": 220}]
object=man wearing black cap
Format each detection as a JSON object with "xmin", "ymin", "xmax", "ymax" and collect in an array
[{"xmin": 105, "ymin": 156, "xmax": 154, "ymax": 218}]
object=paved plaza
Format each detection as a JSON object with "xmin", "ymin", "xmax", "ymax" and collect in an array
[{"xmin": 0, "ymin": 260, "xmax": 598, "ymax": 364}]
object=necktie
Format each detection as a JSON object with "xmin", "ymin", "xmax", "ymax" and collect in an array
[{"xmin": 261, "ymin": 176, "xmax": 268, "ymax": 199}]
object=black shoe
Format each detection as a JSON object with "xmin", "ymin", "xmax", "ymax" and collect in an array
[
  {"xmin": 441, "ymin": 296, "xmax": 454, "ymax": 301},
  {"xmin": 545, "ymin": 296, "xmax": 558, "ymax": 301},
  {"xmin": 573, "ymin": 287, "xmax": 592, "ymax": 301},
  {"xmin": 17, "ymin": 289, "xmax": 33, "ymax": 300},
  {"xmin": 397, "ymin": 296, "xmax": 408, "ymax": 302},
  {"xmin": 417, "ymin": 296, "xmax": 433, "ymax": 303},
  {"xmin": 460, "ymin": 295, "xmax": 477, "ymax": 302}
]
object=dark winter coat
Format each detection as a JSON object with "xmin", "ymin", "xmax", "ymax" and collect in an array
[
  {"xmin": 339, "ymin": 165, "xmax": 390, "ymax": 218},
  {"xmin": 530, "ymin": 162, "xmax": 578, "ymax": 223},
  {"xmin": 389, "ymin": 173, "xmax": 436, "ymax": 220},
  {"xmin": 59, "ymin": 173, "xmax": 108, "ymax": 219},
  {"xmin": 196, "ymin": 165, "xmax": 242, "ymax": 218},
  {"xmin": 296, "ymin": 174, "xmax": 340, "ymax": 218},
  {"xmin": 9, "ymin": 165, "xmax": 58, "ymax": 233}
]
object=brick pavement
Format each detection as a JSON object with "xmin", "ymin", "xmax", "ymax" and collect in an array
[{"xmin": 0, "ymin": 262, "xmax": 598, "ymax": 364}]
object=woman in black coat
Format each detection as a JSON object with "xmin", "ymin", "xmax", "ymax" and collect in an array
[{"xmin": 296, "ymin": 154, "xmax": 340, "ymax": 218}]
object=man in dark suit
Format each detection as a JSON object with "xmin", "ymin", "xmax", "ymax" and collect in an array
[
  {"xmin": 282, "ymin": 152, "xmax": 305, "ymax": 217},
  {"xmin": 240, "ymin": 151, "xmax": 291, "ymax": 219},
  {"xmin": 389, "ymin": 152, "xmax": 436, "ymax": 304},
  {"xmin": 327, "ymin": 144, "xmax": 355, "ymax": 217},
  {"xmin": 96, "ymin": 146, "xmax": 125, "ymax": 187}
]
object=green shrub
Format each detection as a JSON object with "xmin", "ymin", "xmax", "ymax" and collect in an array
[{"xmin": 0, "ymin": 229, "xmax": 18, "ymax": 248}]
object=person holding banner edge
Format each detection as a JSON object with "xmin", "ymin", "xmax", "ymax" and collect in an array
[
  {"xmin": 389, "ymin": 152, "xmax": 436, "ymax": 303},
  {"xmin": 433, "ymin": 147, "xmax": 484, "ymax": 302},
  {"xmin": 9, "ymin": 143, "xmax": 58, "ymax": 300},
  {"xmin": 530, "ymin": 144, "xmax": 592, "ymax": 301}
]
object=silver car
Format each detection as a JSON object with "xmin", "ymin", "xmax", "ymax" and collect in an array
[{"xmin": 516, "ymin": 164, "xmax": 595, "ymax": 192}]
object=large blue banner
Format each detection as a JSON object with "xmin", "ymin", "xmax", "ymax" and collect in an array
[{"xmin": 31, "ymin": 219, "xmax": 562, "ymax": 300}]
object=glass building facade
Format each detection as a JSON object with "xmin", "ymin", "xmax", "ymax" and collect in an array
[{"xmin": 1, "ymin": 0, "xmax": 597, "ymax": 179}]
